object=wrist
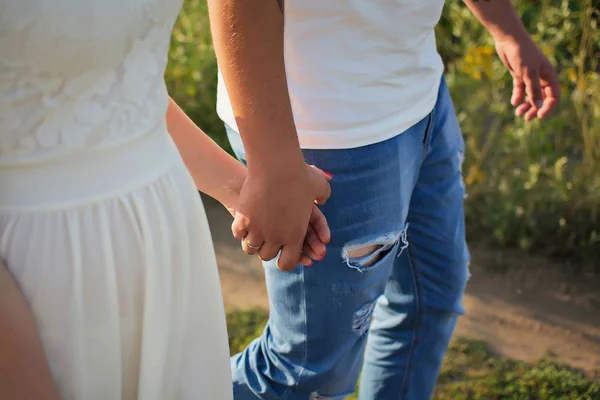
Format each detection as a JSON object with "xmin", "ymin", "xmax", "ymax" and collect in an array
[
  {"xmin": 246, "ymin": 146, "xmax": 306, "ymax": 179},
  {"xmin": 248, "ymin": 158, "xmax": 307, "ymax": 186},
  {"xmin": 238, "ymin": 123, "xmax": 305, "ymax": 177},
  {"xmin": 487, "ymin": 16, "xmax": 530, "ymax": 45},
  {"xmin": 217, "ymin": 165, "xmax": 247, "ymax": 211},
  {"xmin": 492, "ymin": 28, "xmax": 529, "ymax": 46}
]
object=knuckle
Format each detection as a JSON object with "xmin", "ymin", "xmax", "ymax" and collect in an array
[
  {"xmin": 231, "ymin": 223, "xmax": 245, "ymax": 235},
  {"xmin": 280, "ymin": 263, "xmax": 294, "ymax": 271},
  {"xmin": 235, "ymin": 215, "xmax": 249, "ymax": 227},
  {"xmin": 277, "ymin": 257, "xmax": 292, "ymax": 270}
]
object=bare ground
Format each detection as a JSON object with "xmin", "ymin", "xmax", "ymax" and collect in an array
[{"xmin": 203, "ymin": 195, "xmax": 600, "ymax": 376}]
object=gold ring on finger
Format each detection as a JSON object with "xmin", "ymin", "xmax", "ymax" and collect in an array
[{"xmin": 242, "ymin": 237, "xmax": 262, "ymax": 251}]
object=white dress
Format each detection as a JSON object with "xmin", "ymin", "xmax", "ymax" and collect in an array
[{"xmin": 0, "ymin": 1, "xmax": 232, "ymax": 399}]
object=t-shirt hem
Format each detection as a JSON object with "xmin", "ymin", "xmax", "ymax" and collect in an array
[{"xmin": 217, "ymin": 75, "xmax": 442, "ymax": 150}]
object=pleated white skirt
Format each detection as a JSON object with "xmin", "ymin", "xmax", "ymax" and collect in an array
[{"xmin": 0, "ymin": 131, "xmax": 233, "ymax": 399}]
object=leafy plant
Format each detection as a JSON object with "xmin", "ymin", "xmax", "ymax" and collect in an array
[
  {"xmin": 227, "ymin": 309, "xmax": 268, "ymax": 354},
  {"xmin": 439, "ymin": 0, "xmax": 600, "ymax": 273}
]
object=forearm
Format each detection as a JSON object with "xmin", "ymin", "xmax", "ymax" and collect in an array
[
  {"xmin": 207, "ymin": 0, "xmax": 304, "ymax": 174},
  {"xmin": 463, "ymin": 0, "xmax": 529, "ymax": 42},
  {"xmin": 0, "ymin": 260, "xmax": 60, "ymax": 400},
  {"xmin": 166, "ymin": 98, "xmax": 246, "ymax": 210}
]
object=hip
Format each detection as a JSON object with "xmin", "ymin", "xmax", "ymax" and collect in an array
[{"xmin": 0, "ymin": 129, "xmax": 184, "ymax": 212}]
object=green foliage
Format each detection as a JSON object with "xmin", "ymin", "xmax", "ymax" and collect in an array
[
  {"xmin": 434, "ymin": 339, "xmax": 600, "ymax": 399},
  {"xmin": 437, "ymin": 0, "xmax": 600, "ymax": 273},
  {"xmin": 226, "ymin": 311, "xmax": 600, "ymax": 400},
  {"xmin": 227, "ymin": 309, "xmax": 267, "ymax": 354},
  {"xmin": 165, "ymin": 0, "xmax": 600, "ymax": 273}
]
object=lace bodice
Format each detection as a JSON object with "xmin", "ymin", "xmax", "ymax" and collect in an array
[{"xmin": 0, "ymin": 0, "xmax": 183, "ymax": 165}]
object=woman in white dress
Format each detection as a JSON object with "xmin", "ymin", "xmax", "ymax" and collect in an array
[{"xmin": 0, "ymin": 1, "xmax": 331, "ymax": 399}]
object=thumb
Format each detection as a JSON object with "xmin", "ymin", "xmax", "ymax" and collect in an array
[
  {"xmin": 308, "ymin": 166, "xmax": 332, "ymax": 205},
  {"xmin": 309, "ymin": 165, "xmax": 333, "ymax": 182},
  {"xmin": 314, "ymin": 180, "xmax": 331, "ymax": 205}
]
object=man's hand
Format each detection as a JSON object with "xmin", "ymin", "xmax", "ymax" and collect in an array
[
  {"xmin": 495, "ymin": 36, "xmax": 560, "ymax": 121},
  {"xmin": 232, "ymin": 164, "xmax": 332, "ymax": 271},
  {"xmin": 463, "ymin": 0, "xmax": 560, "ymax": 121},
  {"xmin": 208, "ymin": 0, "xmax": 327, "ymax": 270}
]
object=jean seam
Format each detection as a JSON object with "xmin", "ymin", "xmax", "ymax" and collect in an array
[
  {"xmin": 423, "ymin": 108, "xmax": 436, "ymax": 156},
  {"xmin": 398, "ymin": 242, "xmax": 423, "ymax": 400},
  {"xmin": 282, "ymin": 267, "xmax": 308, "ymax": 399}
]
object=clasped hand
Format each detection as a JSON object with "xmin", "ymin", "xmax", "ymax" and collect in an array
[{"xmin": 231, "ymin": 164, "xmax": 332, "ymax": 271}]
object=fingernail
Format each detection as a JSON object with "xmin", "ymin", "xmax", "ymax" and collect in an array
[
  {"xmin": 535, "ymin": 100, "xmax": 543, "ymax": 108},
  {"xmin": 307, "ymin": 261, "xmax": 313, "ymax": 267},
  {"xmin": 322, "ymin": 170, "xmax": 334, "ymax": 178}
]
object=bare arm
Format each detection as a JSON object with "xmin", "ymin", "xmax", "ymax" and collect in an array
[
  {"xmin": 463, "ymin": 0, "xmax": 559, "ymax": 120},
  {"xmin": 0, "ymin": 259, "xmax": 60, "ymax": 400},
  {"xmin": 462, "ymin": 0, "xmax": 529, "ymax": 42},
  {"xmin": 206, "ymin": 0, "xmax": 331, "ymax": 271},
  {"xmin": 166, "ymin": 97, "xmax": 246, "ymax": 214},
  {"xmin": 206, "ymin": 0, "xmax": 302, "ymax": 172}
]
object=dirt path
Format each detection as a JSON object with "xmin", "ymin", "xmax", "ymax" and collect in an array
[{"xmin": 204, "ymin": 196, "xmax": 600, "ymax": 375}]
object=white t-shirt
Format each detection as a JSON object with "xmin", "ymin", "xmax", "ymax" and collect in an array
[{"xmin": 216, "ymin": 0, "xmax": 446, "ymax": 150}]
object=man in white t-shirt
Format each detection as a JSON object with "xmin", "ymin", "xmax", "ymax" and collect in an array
[{"xmin": 208, "ymin": 0, "xmax": 559, "ymax": 398}]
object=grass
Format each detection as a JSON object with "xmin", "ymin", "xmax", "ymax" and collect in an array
[{"xmin": 227, "ymin": 310, "xmax": 600, "ymax": 400}]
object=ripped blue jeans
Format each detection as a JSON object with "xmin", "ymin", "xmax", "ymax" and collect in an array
[{"xmin": 225, "ymin": 77, "xmax": 470, "ymax": 400}]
